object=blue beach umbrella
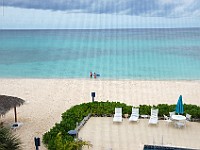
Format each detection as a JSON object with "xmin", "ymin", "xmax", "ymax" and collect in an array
[{"xmin": 175, "ymin": 95, "xmax": 184, "ymax": 114}]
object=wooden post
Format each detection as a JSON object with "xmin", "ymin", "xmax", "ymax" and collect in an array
[{"xmin": 14, "ymin": 107, "xmax": 17, "ymax": 122}]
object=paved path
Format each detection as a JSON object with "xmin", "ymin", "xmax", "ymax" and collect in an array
[{"xmin": 79, "ymin": 117, "xmax": 200, "ymax": 150}]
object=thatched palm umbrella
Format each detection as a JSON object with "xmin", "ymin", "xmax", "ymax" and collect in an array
[{"xmin": 0, "ymin": 95, "xmax": 25, "ymax": 122}]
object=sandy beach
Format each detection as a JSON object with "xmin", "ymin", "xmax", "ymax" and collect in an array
[{"xmin": 0, "ymin": 79, "xmax": 200, "ymax": 149}]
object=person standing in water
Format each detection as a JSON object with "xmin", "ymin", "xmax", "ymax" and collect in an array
[
  {"xmin": 90, "ymin": 72, "xmax": 93, "ymax": 78},
  {"xmin": 94, "ymin": 72, "xmax": 97, "ymax": 79}
]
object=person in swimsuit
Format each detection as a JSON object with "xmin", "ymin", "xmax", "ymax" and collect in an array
[
  {"xmin": 94, "ymin": 72, "xmax": 97, "ymax": 79},
  {"xmin": 90, "ymin": 72, "xmax": 93, "ymax": 78}
]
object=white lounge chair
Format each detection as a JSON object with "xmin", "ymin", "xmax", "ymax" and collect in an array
[
  {"xmin": 129, "ymin": 107, "xmax": 139, "ymax": 122},
  {"xmin": 113, "ymin": 108, "xmax": 122, "ymax": 122},
  {"xmin": 148, "ymin": 108, "xmax": 159, "ymax": 125}
]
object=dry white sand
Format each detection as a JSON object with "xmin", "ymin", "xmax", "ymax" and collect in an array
[{"xmin": 0, "ymin": 79, "xmax": 200, "ymax": 150}]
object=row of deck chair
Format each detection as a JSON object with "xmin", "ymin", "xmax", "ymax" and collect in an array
[
  {"xmin": 129, "ymin": 107, "xmax": 140, "ymax": 122},
  {"xmin": 113, "ymin": 107, "xmax": 159, "ymax": 125},
  {"xmin": 148, "ymin": 108, "xmax": 159, "ymax": 125},
  {"xmin": 113, "ymin": 108, "xmax": 123, "ymax": 122}
]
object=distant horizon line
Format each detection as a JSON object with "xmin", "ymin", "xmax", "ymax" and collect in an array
[{"xmin": 1, "ymin": 27, "xmax": 200, "ymax": 30}]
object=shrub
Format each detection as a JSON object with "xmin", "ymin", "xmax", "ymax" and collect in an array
[
  {"xmin": 0, "ymin": 126, "xmax": 22, "ymax": 150},
  {"xmin": 55, "ymin": 132, "xmax": 92, "ymax": 150}
]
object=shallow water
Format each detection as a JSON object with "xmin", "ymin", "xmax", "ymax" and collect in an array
[{"xmin": 0, "ymin": 28, "xmax": 200, "ymax": 79}]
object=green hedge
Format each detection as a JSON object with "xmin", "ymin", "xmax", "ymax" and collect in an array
[{"xmin": 43, "ymin": 101, "xmax": 200, "ymax": 150}]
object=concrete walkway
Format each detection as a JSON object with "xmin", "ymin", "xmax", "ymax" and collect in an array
[{"xmin": 79, "ymin": 117, "xmax": 200, "ymax": 150}]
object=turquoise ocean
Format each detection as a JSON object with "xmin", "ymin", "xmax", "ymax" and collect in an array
[{"xmin": 0, "ymin": 28, "xmax": 200, "ymax": 80}]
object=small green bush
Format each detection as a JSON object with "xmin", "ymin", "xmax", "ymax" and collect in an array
[{"xmin": 0, "ymin": 126, "xmax": 22, "ymax": 150}]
